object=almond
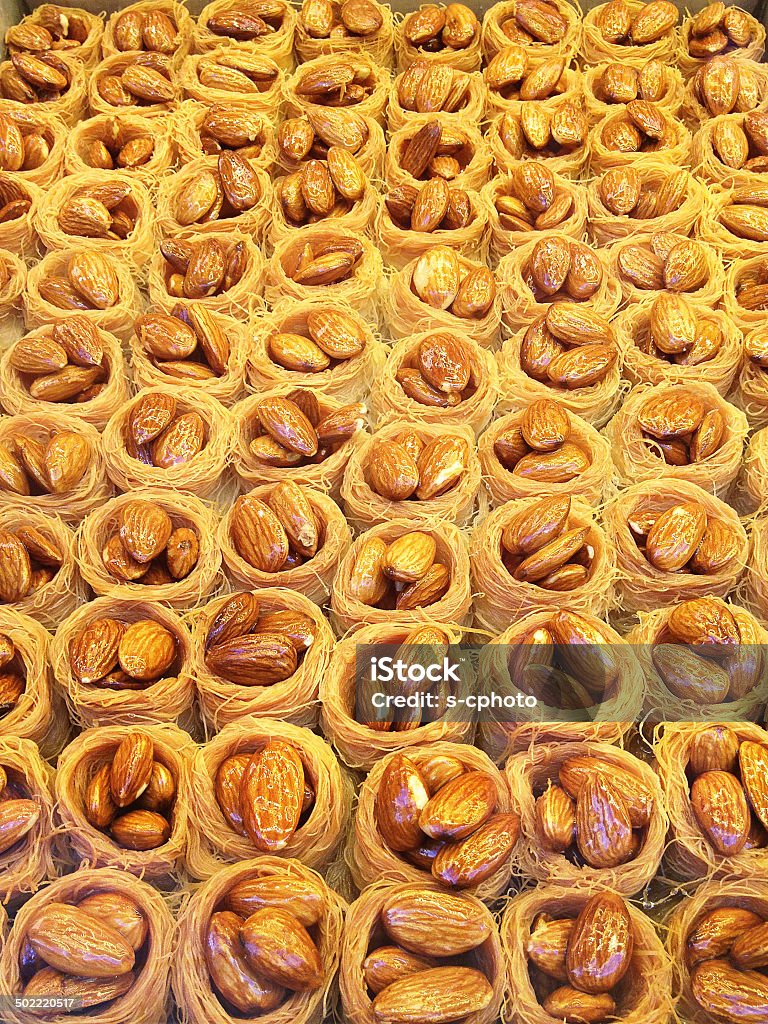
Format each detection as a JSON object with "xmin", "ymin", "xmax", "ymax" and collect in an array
[
  {"xmin": 268, "ymin": 480, "xmax": 319, "ymax": 558},
  {"xmin": 534, "ymin": 784, "xmax": 575, "ymax": 852},
  {"xmin": 396, "ymin": 563, "xmax": 450, "ymax": 610},
  {"xmin": 206, "ymin": 594, "xmax": 260, "ymax": 650},
  {"xmin": 739, "ymin": 741, "xmax": 768, "ymax": 831},
  {"xmin": 689, "ymin": 726, "xmax": 740, "ymax": 776},
  {"xmin": 375, "ymin": 753, "xmax": 430, "ymax": 852},
  {"xmin": 416, "ymin": 436, "xmax": 468, "ymax": 500},
  {"xmin": 645, "ymin": 503, "xmax": 707, "ymax": 572},
  {"xmin": 0, "ymin": 529, "xmax": 31, "ymax": 602},
  {"xmin": 214, "ymin": 754, "xmax": 249, "ymax": 834},
  {"xmin": 231, "ymin": 495, "xmax": 289, "ymax": 572},
  {"xmin": 27, "ymin": 904, "xmax": 135, "ymax": 978},
  {"xmin": 128, "ymin": 393, "xmax": 176, "ymax": 447},
  {"xmin": 527, "ymin": 915, "xmax": 573, "ymax": 981},
  {"xmin": 241, "ymin": 740, "xmax": 304, "ymax": 851},
  {"xmin": 85, "ymin": 762, "xmax": 117, "ymax": 828},
  {"xmin": 691, "ymin": 959, "xmax": 768, "ymax": 1020},
  {"xmin": 117, "ymin": 620, "xmax": 175, "ymax": 681},
  {"xmin": 559, "ymin": 757, "xmax": 652, "ymax": 827},
  {"xmin": 566, "ymin": 893, "xmax": 633, "ymax": 993},
  {"xmin": 574, "ymin": 776, "xmax": 634, "ymax": 869},
  {"xmin": 412, "ymin": 248, "xmax": 460, "ymax": 311},
  {"xmin": 0, "ymin": 798, "xmax": 40, "ymax": 854},
  {"xmin": 372, "ymin": 967, "xmax": 493, "ymax": 1024},
  {"xmin": 241, "ymin": 908, "xmax": 322, "ymax": 991},
  {"xmin": 419, "ymin": 770, "xmax": 496, "ymax": 840},
  {"xmin": 349, "ymin": 536, "xmax": 389, "ymax": 605},
  {"xmin": 383, "ymin": 532, "xmax": 436, "ymax": 583},
  {"xmin": 521, "ymin": 399, "xmax": 570, "ymax": 452},
  {"xmin": 546, "ymin": 304, "xmax": 611, "ymax": 346},
  {"xmin": 206, "ymin": 633, "xmax": 297, "ymax": 686},
  {"xmin": 381, "ymin": 889, "xmax": 492, "ymax": 956},
  {"xmin": 306, "ymin": 307, "xmax": 365, "ymax": 359},
  {"xmin": 257, "ymin": 397, "xmax": 318, "ymax": 457},
  {"xmin": 691, "ymin": 770, "xmax": 750, "ymax": 856},
  {"xmin": 110, "ymin": 809, "xmax": 171, "ymax": 850},
  {"xmin": 76, "ymin": 892, "xmax": 147, "ymax": 952},
  {"xmin": 667, "ymin": 596, "xmax": 740, "ymax": 648},
  {"xmin": 119, "ymin": 500, "xmax": 172, "ymax": 563},
  {"xmin": 502, "ymin": 495, "xmax": 570, "ymax": 555},
  {"xmin": 432, "ymin": 812, "xmax": 519, "ymax": 889},
  {"xmin": 514, "ymin": 527, "xmax": 589, "ymax": 583},
  {"xmin": 224, "ymin": 875, "xmax": 326, "ymax": 928},
  {"xmin": 368, "ymin": 442, "xmax": 419, "ymax": 501},
  {"xmin": 70, "ymin": 617, "xmax": 125, "ymax": 685},
  {"xmin": 110, "ymin": 732, "xmax": 154, "ymax": 807},
  {"xmin": 363, "ymin": 947, "xmax": 437, "ymax": 995},
  {"xmin": 687, "ymin": 906, "xmax": 764, "ymax": 966}
]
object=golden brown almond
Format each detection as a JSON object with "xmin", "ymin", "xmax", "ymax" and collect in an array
[
  {"xmin": 691, "ymin": 770, "xmax": 750, "ymax": 856},
  {"xmin": 372, "ymin": 966, "xmax": 493, "ymax": 1024},
  {"xmin": 27, "ymin": 904, "xmax": 135, "ymax": 978},
  {"xmin": 419, "ymin": 770, "xmax": 496, "ymax": 840},
  {"xmin": 241, "ymin": 740, "xmax": 304, "ymax": 851},
  {"xmin": 368, "ymin": 442, "xmax": 419, "ymax": 502},
  {"xmin": 535, "ymin": 784, "xmax": 576, "ymax": 853},
  {"xmin": 205, "ymin": 911, "xmax": 285, "ymax": 1014},
  {"xmin": 687, "ymin": 906, "xmax": 764, "ymax": 966},
  {"xmin": 241, "ymin": 907, "xmax": 323, "ymax": 991},
  {"xmin": 375, "ymin": 753, "xmax": 430, "ymax": 852},
  {"xmin": 566, "ymin": 892, "xmax": 633, "ymax": 993},
  {"xmin": 527, "ymin": 915, "xmax": 573, "ymax": 981},
  {"xmin": 381, "ymin": 889, "xmax": 492, "ymax": 956},
  {"xmin": 574, "ymin": 776, "xmax": 635, "ymax": 869}
]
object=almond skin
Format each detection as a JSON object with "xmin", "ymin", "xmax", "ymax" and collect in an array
[
  {"xmin": 69, "ymin": 617, "xmax": 126, "ymax": 685},
  {"xmin": 375, "ymin": 753, "xmax": 430, "ymax": 852},
  {"xmin": 381, "ymin": 889, "xmax": 492, "ymax": 957},
  {"xmin": 739, "ymin": 742, "xmax": 768, "ymax": 831},
  {"xmin": 566, "ymin": 893, "xmax": 633, "ymax": 993},
  {"xmin": 241, "ymin": 740, "xmax": 304, "ymax": 851},
  {"xmin": 416, "ymin": 436, "xmax": 468, "ymax": 501},
  {"xmin": 214, "ymin": 754, "xmax": 250, "ymax": 835},
  {"xmin": 205, "ymin": 633, "xmax": 297, "ymax": 686},
  {"xmin": 691, "ymin": 769, "xmax": 750, "ymax": 856},
  {"xmin": 241, "ymin": 908, "xmax": 323, "ymax": 991},
  {"xmin": 368, "ymin": 442, "xmax": 420, "ymax": 502},
  {"xmin": 687, "ymin": 906, "xmax": 764, "ymax": 966},
  {"xmin": 372, "ymin": 966, "xmax": 493, "ymax": 1024},
  {"xmin": 431, "ymin": 812, "xmax": 520, "ymax": 888},
  {"xmin": 558, "ymin": 756, "xmax": 653, "ymax": 828},
  {"xmin": 501, "ymin": 495, "xmax": 571, "ymax": 556},
  {"xmin": 575, "ymin": 775, "xmax": 634, "ymax": 869},
  {"xmin": 527, "ymin": 915, "xmax": 573, "ymax": 981},
  {"xmin": 205, "ymin": 593, "xmax": 260, "ymax": 650},
  {"xmin": 0, "ymin": 798, "xmax": 40, "ymax": 854},
  {"xmin": 691, "ymin": 959, "xmax": 768, "ymax": 1021},
  {"xmin": 383, "ymin": 532, "xmax": 437, "ymax": 584},
  {"xmin": 27, "ymin": 903, "xmax": 135, "ymax": 978},
  {"xmin": 689, "ymin": 726, "xmax": 740, "ymax": 776},
  {"xmin": 110, "ymin": 732, "xmax": 154, "ymax": 808},
  {"xmin": 535, "ymin": 784, "xmax": 576, "ymax": 852},
  {"xmin": 224, "ymin": 875, "xmax": 326, "ymax": 928},
  {"xmin": 419, "ymin": 770, "xmax": 497, "ymax": 841},
  {"xmin": 363, "ymin": 946, "xmax": 438, "ymax": 995},
  {"xmin": 117, "ymin": 620, "xmax": 176, "ymax": 681},
  {"xmin": 231, "ymin": 495, "xmax": 289, "ymax": 573}
]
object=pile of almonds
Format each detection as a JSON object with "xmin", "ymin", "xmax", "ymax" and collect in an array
[
  {"xmin": 57, "ymin": 180, "xmax": 139, "ymax": 242},
  {"xmin": 283, "ymin": 235, "xmax": 364, "ymax": 286},
  {"xmin": 519, "ymin": 307, "xmax": 617, "ymax": 392},
  {"xmin": 81, "ymin": 118, "xmax": 156, "ymax": 172},
  {"xmin": 347, "ymin": 530, "xmax": 450, "ymax": 610},
  {"xmin": 6, "ymin": 6, "xmax": 91, "ymax": 56},
  {"xmin": 134, "ymin": 305, "xmax": 230, "ymax": 382},
  {"xmin": 276, "ymin": 148, "xmax": 367, "ymax": 227},
  {"xmin": 616, "ymin": 235, "xmax": 708, "ymax": 293},
  {"xmin": 597, "ymin": 166, "xmax": 688, "ymax": 221},
  {"xmin": 485, "ymin": 49, "xmax": 568, "ymax": 103},
  {"xmin": 710, "ymin": 111, "xmax": 768, "ymax": 173},
  {"xmin": 495, "ymin": 103, "xmax": 588, "ymax": 160},
  {"xmin": 0, "ymin": 425, "xmax": 90, "ymax": 498},
  {"xmin": 534, "ymin": 756, "xmax": 653, "ymax": 868},
  {"xmin": 509, "ymin": 610, "xmax": 621, "ymax": 708},
  {"xmin": 95, "ymin": 53, "xmax": 175, "ymax": 109},
  {"xmin": 159, "ymin": 236, "xmax": 247, "ymax": 300},
  {"xmin": 593, "ymin": 58, "xmax": 667, "ymax": 105},
  {"xmin": 497, "ymin": 0, "xmax": 569, "ymax": 46},
  {"xmin": 375, "ymin": 753, "xmax": 519, "ymax": 888},
  {"xmin": 411, "ymin": 248, "xmax": 495, "ymax": 318},
  {"xmin": 395, "ymin": 62, "xmax": 472, "ymax": 115},
  {"xmin": 69, "ymin": 616, "xmax": 178, "ymax": 692},
  {"xmin": 366, "ymin": 431, "xmax": 469, "ymax": 503},
  {"xmin": 0, "ymin": 112, "xmax": 54, "ymax": 173},
  {"xmin": 651, "ymin": 600, "xmax": 762, "ymax": 705},
  {"xmin": 123, "ymin": 392, "xmax": 207, "ymax": 470},
  {"xmin": 0, "ymin": 51, "xmax": 74, "ymax": 105},
  {"xmin": 111, "ymin": 8, "xmax": 180, "ymax": 52},
  {"xmin": 526, "ymin": 892, "xmax": 636, "ymax": 1023},
  {"xmin": 717, "ymin": 185, "xmax": 768, "ymax": 245},
  {"xmin": 197, "ymin": 105, "xmax": 268, "ymax": 161},
  {"xmin": 493, "ymin": 400, "xmax": 590, "ymax": 484},
  {"xmin": 598, "ymin": 101, "xmax": 678, "ymax": 154},
  {"xmin": 524, "ymin": 237, "xmax": 603, "ymax": 302},
  {"xmin": 293, "ymin": 56, "xmax": 378, "ymax": 107},
  {"xmin": 0, "ymin": 525, "xmax": 63, "ymax": 603},
  {"xmin": 266, "ymin": 308, "xmax": 366, "ymax": 374},
  {"xmin": 686, "ymin": 725, "xmax": 768, "ymax": 855},
  {"xmin": 194, "ymin": 51, "xmax": 279, "ymax": 96},
  {"xmin": 206, "ymin": 0, "xmax": 289, "ymax": 41},
  {"xmin": 38, "ymin": 251, "xmax": 120, "ymax": 312},
  {"xmin": 691, "ymin": 55, "xmax": 763, "ymax": 118},
  {"xmin": 19, "ymin": 891, "xmax": 148, "ymax": 1007},
  {"xmin": 278, "ymin": 108, "xmax": 370, "ymax": 165},
  {"xmin": 204, "ymin": 592, "xmax": 316, "ymax": 686},
  {"xmin": 84, "ymin": 731, "xmax": 174, "ymax": 850},
  {"xmin": 231, "ymin": 481, "xmax": 325, "ymax": 573},
  {"xmin": 494, "ymin": 163, "xmax": 576, "ymax": 233},
  {"xmin": 214, "ymin": 739, "xmax": 314, "ymax": 848},
  {"xmin": 685, "ymin": 1, "xmax": 758, "ymax": 57},
  {"xmin": 629, "ymin": 505, "xmax": 741, "ymax": 579},
  {"xmin": 362, "ymin": 890, "xmax": 495, "ymax": 1022},
  {"xmin": 205, "ymin": 881, "xmax": 324, "ymax": 1014},
  {"xmin": 639, "ymin": 294, "xmax": 724, "ymax": 369},
  {"xmin": 401, "ymin": 3, "xmax": 479, "ymax": 53},
  {"xmin": 9, "ymin": 318, "xmax": 109, "ymax": 405},
  {"xmin": 247, "ymin": 392, "xmax": 365, "ymax": 469},
  {"xmin": 0, "ymin": 761, "xmax": 40, "ymax": 851},
  {"xmin": 300, "ymin": 0, "xmax": 385, "ymax": 39},
  {"xmin": 385, "ymin": 180, "xmax": 472, "ymax": 234},
  {"xmin": 395, "ymin": 332, "xmax": 479, "ymax": 409},
  {"xmin": 687, "ymin": 898, "xmax": 768, "ymax": 1019},
  {"xmin": 101, "ymin": 499, "xmax": 200, "ymax": 586},
  {"xmin": 173, "ymin": 152, "xmax": 261, "ymax": 227},
  {"xmin": 594, "ymin": 0, "xmax": 679, "ymax": 46},
  {"xmin": 398, "ymin": 120, "xmax": 474, "ymax": 183},
  {"xmin": 499, "ymin": 496, "xmax": 595, "ymax": 593},
  {"xmin": 636, "ymin": 389, "xmax": 727, "ymax": 467}
]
